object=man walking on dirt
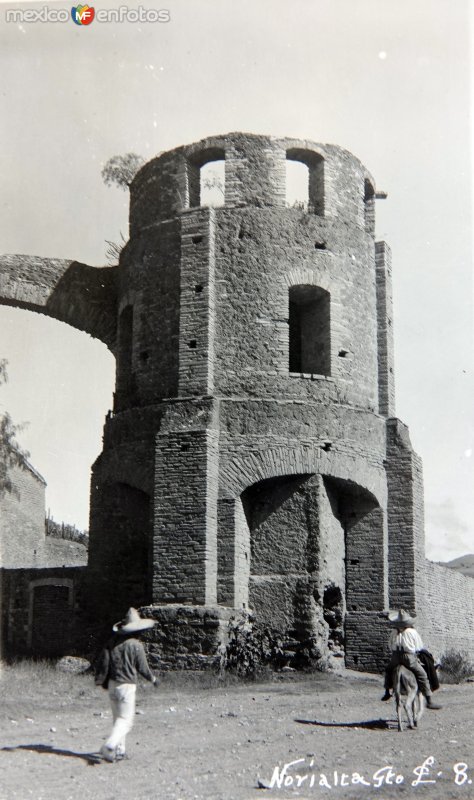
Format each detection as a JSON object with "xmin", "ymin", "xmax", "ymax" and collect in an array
[
  {"xmin": 381, "ymin": 609, "xmax": 442, "ymax": 709},
  {"xmin": 94, "ymin": 607, "xmax": 159, "ymax": 762}
]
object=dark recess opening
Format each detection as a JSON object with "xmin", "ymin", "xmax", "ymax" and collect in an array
[
  {"xmin": 116, "ymin": 305, "xmax": 134, "ymax": 410},
  {"xmin": 289, "ymin": 285, "xmax": 331, "ymax": 375}
]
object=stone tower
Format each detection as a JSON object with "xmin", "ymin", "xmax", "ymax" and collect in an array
[
  {"xmin": 86, "ymin": 132, "xmax": 424, "ymax": 668},
  {"xmin": 0, "ymin": 133, "xmax": 426, "ymax": 669}
]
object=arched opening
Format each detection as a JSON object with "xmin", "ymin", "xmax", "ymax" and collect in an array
[
  {"xmin": 200, "ymin": 160, "xmax": 225, "ymax": 207},
  {"xmin": 285, "ymin": 159, "xmax": 310, "ymax": 207},
  {"xmin": 241, "ymin": 473, "xmax": 318, "ymax": 641},
  {"xmin": 289, "ymin": 284, "xmax": 331, "ymax": 375},
  {"xmin": 218, "ymin": 469, "xmax": 386, "ymax": 666},
  {"xmin": 323, "ymin": 476, "xmax": 385, "ymax": 611},
  {"xmin": 88, "ymin": 481, "xmax": 152, "ymax": 618},
  {"xmin": 0, "ymin": 306, "xmax": 115, "ymax": 543},
  {"xmin": 286, "ymin": 148, "xmax": 324, "ymax": 214},
  {"xmin": 187, "ymin": 147, "xmax": 226, "ymax": 208}
]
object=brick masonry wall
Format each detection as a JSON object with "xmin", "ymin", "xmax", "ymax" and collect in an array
[
  {"xmin": 218, "ymin": 401, "xmax": 388, "ymax": 506},
  {"xmin": 178, "ymin": 209, "xmax": 216, "ymax": 396},
  {"xmin": 0, "ymin": 462, "xmax": 46, "ymax": 568},
  {"xmin": 345, "ymin": 611, "xmax": 391, "ymax": 672},
  {"xmin": 116, "ymin": 220, "xmax": 182, "ymax": 408},
  {"xmin": 213, "ymin": 207, "xmax": 379, "ymax": 411},
  {"xmin": 153, "ymin": 428, "xmax": 219, "ymax": 605},
  {"xmin": 416, "ymin": 562, "xmax": 474, "ymax": 662}
]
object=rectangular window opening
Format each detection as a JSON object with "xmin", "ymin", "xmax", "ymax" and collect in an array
[{"xmin": 289, "ymin": 285, "xmax": 331, "ymax": 376}]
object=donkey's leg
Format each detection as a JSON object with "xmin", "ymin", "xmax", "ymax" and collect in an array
[
  {"xmin": 413, "ymin": 692, "xmax": 423, "ymax": 727},
  {"xmin": 397, "ymin": 699, "xmax": 403, "ymax": 732},
  {"xmin": 406, "ymin": 695, "xmax": 415, "ymax": 729}
]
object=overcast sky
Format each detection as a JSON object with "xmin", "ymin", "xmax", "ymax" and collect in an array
[{"xmin": 0, "ymin": 0, "xmax": 472, "ymax": 561}]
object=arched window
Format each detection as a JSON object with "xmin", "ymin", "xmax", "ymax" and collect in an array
[
  {"xmin": 200, "ymin": 160, "xmax": 225, "ymax": 207},
  {"xmin": 187, "ymin": 147, "xmax": 226, "ymax": 208},
  {"xmin": 286, "ymin": 149, "xmax": 324, "ymax": 214},
  {"xmin": 289, "ymin": 285, "xmax": 331, "ymax": 375},
  {"xmin": 285, "ymin": 160, "xmax": 310, "ymax": 207}
]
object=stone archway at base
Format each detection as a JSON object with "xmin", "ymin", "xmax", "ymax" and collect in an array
[{"xmin": 217, "ymin": 471, "xmax": 387, "ymax": 665}]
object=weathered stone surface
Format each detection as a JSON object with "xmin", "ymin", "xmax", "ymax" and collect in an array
[
  {"xmin": 2, "ymin": 132, "xmax": 474, "ymax": 667},
  {"xmin": 0, "ymin": 255, "xmax": 117, "ymax": 350}
]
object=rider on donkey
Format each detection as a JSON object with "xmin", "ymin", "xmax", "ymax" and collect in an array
[{"xmin": 381, "ymin": 609, "xmax": 442, "ymax": 709}]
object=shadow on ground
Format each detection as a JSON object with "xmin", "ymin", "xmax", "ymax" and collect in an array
[
  {"xmin": 1, "ymin": 744, "xmax": 102, "ymax": 765},
  {"xmin": 295, "ymin": 718, "xmax": 392, "ymax": 730}
]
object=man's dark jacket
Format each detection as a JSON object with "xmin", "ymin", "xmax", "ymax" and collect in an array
[{"xmin": 94, "ymin": 633, "xmax": 155, "ymax": 689}]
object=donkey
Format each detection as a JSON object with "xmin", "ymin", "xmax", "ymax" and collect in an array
[{"xmin": 393, "ymin": 664, "xmax": 425, "ymax": 731}]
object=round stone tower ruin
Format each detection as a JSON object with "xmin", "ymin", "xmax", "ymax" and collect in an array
[
  {"xmin": 0, "ymin": 133, "xmax": 427, "ymax": 669},
  {"xmin": 85, "ymin": 133, "xmax": 423, "ymax": 669}
]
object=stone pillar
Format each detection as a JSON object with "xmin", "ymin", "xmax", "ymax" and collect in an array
[
  {"xmin": 217, "ymin": 498, "xmax": 250, "ymax": 609},
  {"xmin": 386, "ymin": 418, "xmax": 425, "ymax": 613},
  {"xmin": 153, "ymin": 429, "xmax": 219, "ymax": 605},
  {"xmin": 375, "ymin": 241, "xmax": 396, "ymax": 416},
  {"xmin": 225, "ymin": 135, "xmax": 286, "ymax": 207},
  {"xmin": 346, "ymin": 505, "xmax": 387, "ymax": 611},
  {"xmin": 178, "ymin": 209, "xmax": 216, "ymax": 396}
]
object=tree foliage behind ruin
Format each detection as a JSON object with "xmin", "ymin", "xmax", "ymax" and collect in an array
[
  {"xmin": 0, "ymin": 359, "xmax": 29, "ymax": 498},
  {"xmin": 101, "ymin": 153, "xmax": 145, "ymax": 190}
]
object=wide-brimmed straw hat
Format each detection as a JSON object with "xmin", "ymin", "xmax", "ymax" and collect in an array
[
  {"xmin": 388, "ymin": 609, "xmax": 416, "ymax": 627},
  {"xmin": 113, "ymin": 607, "xmax": 156, "ymax": 634}
]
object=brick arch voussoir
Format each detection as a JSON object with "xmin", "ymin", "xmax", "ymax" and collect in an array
[
  {"xmin": 219, "ymin": 445, "xmax": 386, "ymax": 507},
  {"xmin": 284, "ymin": 268, "xmax": 333, "ymax": 296}
]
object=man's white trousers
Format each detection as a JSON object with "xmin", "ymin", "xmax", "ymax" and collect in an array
[{"xmin": 104, "ymin": 680, "xmax": 136, "ymax": 755}]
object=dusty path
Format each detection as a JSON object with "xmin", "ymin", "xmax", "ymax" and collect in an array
[{"xmin": 0, "ymin": 668, "xmax": 473, "ymax": 800}]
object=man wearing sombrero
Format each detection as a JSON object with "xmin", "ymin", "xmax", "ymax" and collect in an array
[
  {"xmin": 94, "ymin": 608, "xmax": 159, "ymax": 762},
  {"xmin": 381, "ymin": 609, "xmax": 442, "ymax": 709}
]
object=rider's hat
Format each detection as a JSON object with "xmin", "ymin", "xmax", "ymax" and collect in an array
[{"xmin": 388, "ymin": 609, "xmax": 416, "ymax": 627}]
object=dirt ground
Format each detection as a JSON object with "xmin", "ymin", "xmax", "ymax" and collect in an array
[{"xmin": 1, "ymin": 667, "xmax": 473, "ymax": 800}]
